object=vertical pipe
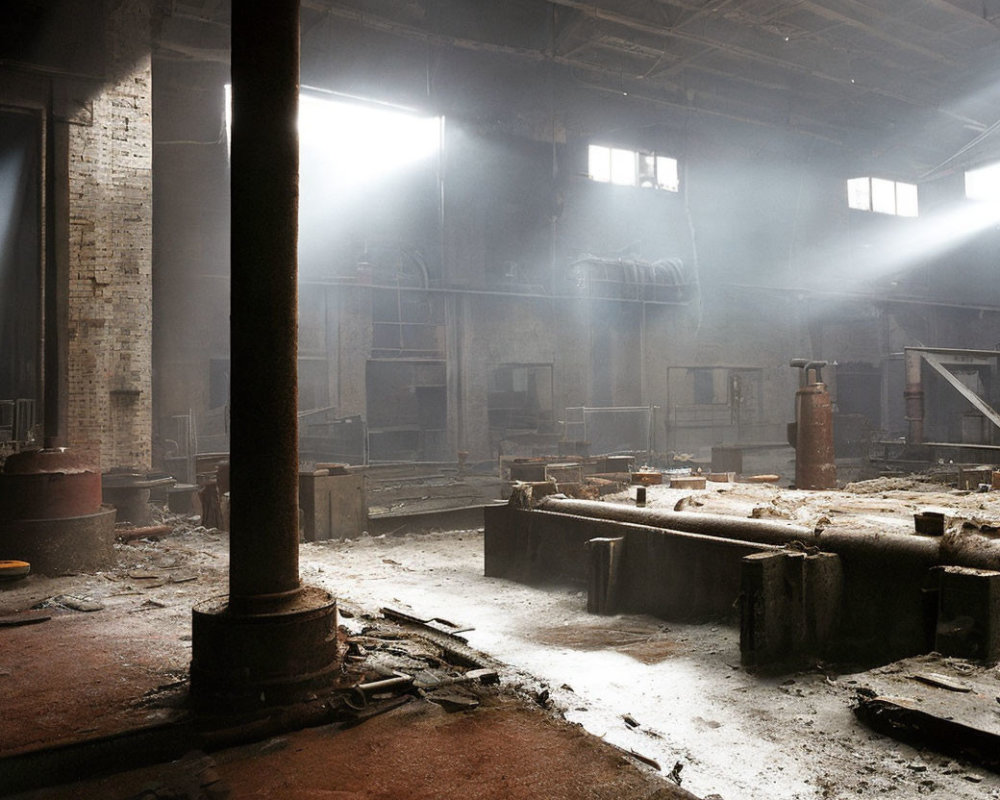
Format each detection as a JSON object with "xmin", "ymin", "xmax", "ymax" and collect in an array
[
  {"xmin": 42, "ymin": 106, "xmax": 57, "ymax": 447},
  {"xmin": 43, "ymin": 105, "xmax": 68, "ymax": 449},
  {"xmin": 228, "ymin": 0, "xmax": 301, "ymax": 608},
  {"xmin": 904, "ymin": 348, "xmax": 924, "ymax": 445}
]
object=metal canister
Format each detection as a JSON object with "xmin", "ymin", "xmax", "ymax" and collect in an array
[{"xmin": 790, "ymin": 360, "xmax": 836, "ymax": 490}]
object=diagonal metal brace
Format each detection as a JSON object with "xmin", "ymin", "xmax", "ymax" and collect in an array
[{"xmin": 921, "ymin": 351, "xmax": 1000, "ymax": 432}]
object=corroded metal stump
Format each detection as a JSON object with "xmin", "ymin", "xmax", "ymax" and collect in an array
[{"xmin": 0, "ymin": 448, "xmax": 116, "ymax": 574}]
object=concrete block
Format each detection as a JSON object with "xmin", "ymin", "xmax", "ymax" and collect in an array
[
  {"xmin": 740, "ymin": 551, "xmax": 800, "ymax": 669},
  {"xmin": 740, "ymin": 549, "xmax": 843, "ymax": 671},
  {"xmin": 935, "ymin": 566, "xmax": 1000, "ymax": 663},
  {"xmin": 299, "ymin": 471, "xmax": 366, "ymax": 542},
  {"xmin": 586, "ymin": 537, "xmax": 624, "ymax": 615},
  {"xmin": 546, "ymin": 462, "xmax": 583, "ymax": 484},
  {"xmin": 711, "ymin": 446, "xmax": 742, "ymax": 475},
  {"xmin": 804, "ymin": 551, "xmax": 843, "ymax": 648}
]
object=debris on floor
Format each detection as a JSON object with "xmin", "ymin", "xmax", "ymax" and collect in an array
[{"xmin": 853, "ymin": 654, "xmax": 1000, "ymax": 772}]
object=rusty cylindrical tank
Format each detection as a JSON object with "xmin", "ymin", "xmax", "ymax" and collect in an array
[
  {"xmin": 790, "ymin": 360, "xmax": 837, "ymax": 490},
  {"xmin": 0, "ymin": 448, "xmax": 116, "ymax": 575},
  {"xmin": 0, "ymin": 448, "xmax": 102, "ymax": 520}
]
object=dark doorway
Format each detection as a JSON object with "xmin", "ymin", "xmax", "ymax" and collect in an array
[{"xmin": 0, "ymin": 108, "xmax": 41, "ymax": 445}]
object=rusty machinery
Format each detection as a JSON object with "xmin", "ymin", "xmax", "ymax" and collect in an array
[{"xmin": 789, "ymin": 359, "xmax": 836, "ymax": 490}]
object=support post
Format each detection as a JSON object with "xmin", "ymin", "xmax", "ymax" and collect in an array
[
  {"xmin": 190, "ymin": 0, "xmax": 340, "ymax": 711},
  {"xmin": 587, "ymin": 537, "xmax": 624, "ymax": 615},
  {"xmin": 227, "ymin": 0, "xmax": 301, "ymax": 607},
  {"xmin": 904, "ymin": 347, "xmax": 924, "ymax": 446},
  {"xmin": 935, "ymin": 566, "xmax": 1000, "ymax": 663}
]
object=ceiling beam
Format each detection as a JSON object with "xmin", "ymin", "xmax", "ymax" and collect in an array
[
  {"xmin": 585, "ymin": 34, "xmax": 855, "ymax": 112},
  {"xmin": 300, "ymin": 2, "xmax": 687, "ymax": 95},
  {"xmin": 585, "ymin": 78, "xmax": 846, "ymax": 144},
  {"xmin": 299, "ymin": 1, "xmax": 846, "ymax": 143},
  {"xmin": 923, "ymin": 0, "xmax": 1000, "ymax": 30},
  {"xmin": 546, "ymin": 0, "xmax": 945, "ymax": 111},
  {"xmin": 766, "ymin": 0, "xmax": 956, "ymax": 66},
  {"xmin": 668, "ymin": 0, "xmax": 738, "ymax": 33}
]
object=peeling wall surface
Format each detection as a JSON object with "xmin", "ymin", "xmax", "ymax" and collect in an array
[
  {"xmin": 149, "ymin": 6, "xmax": 1000, "ymax": 466},
  {"xmin": 67, "ymin": 0, "xmax": 153, "ymax": 468},
  {"xmin": 0, "ymin": 0, "xmax": 154, "ymax": 469}
]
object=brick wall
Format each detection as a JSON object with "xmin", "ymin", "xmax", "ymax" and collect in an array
[{"xmin": 66, "ymin": 0, "xmax": 153, "ymax": 469}]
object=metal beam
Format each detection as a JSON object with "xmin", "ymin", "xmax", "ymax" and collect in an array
[
  {"xmin": 300, "ymin": 1, "xmax": 847, "ymax": 142},
  {"xmin": 545, "ymin": 0, "xmax": 944, "ymax": 113},
  {"xmin": 753, "ymin": 0, "xmax": 956, "ymax": 66},
  {"xmin": 923, "ymin": 0, "xmax": 1000, "ymax": 30},
  {"xmin": 920, "ymin": 350, "xmax": 1000, "ymax": 432}
]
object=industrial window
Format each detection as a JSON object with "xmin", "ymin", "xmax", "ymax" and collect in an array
[
  {"xmin": 588, "ymin": 144, "xmax": 678, "ymax": 191},
  {"xmin": 666, "ymin": 366, "xmax": 764, "ymax": 431},
  {"xmin": 691, "ymin": 368, "xmax": 720, "ymax": 405},
  {"xmin": 965, "ymin": 162, "xmax": 1000, "ymax": 201},
  {"xmin": 487, "ymin": 364, "xmax": 554, "ymax": 433},
  {"xmin": 224, "ymin": 85, "xmax": 442, "ymax": 177},
  {"xmin": 847, "ymin": 176, "xmax": 918, "ymax": 217}
]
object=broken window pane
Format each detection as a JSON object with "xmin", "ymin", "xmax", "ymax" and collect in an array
[
  {"xmin": 656, "ymin": 156, "xmax": 679, "ymax": 191},
  {"xmin": 965, "ymin": 161, "xmax": 1000, "ymax": 201},
  {"xmin": 895, "ymin": 182, "xmax": 918, "ymax": 217},
  {"xmin": 610, "ymin": 148, "xmax": 636, "ymax": 186},
  {"xmin": 637, "ymin": 152, "xmax": 656, "ymax": 188},
  {"xmin": 847, "ymin": 177, "xmax": 871, "ymax": 210},
  {"xmin": 588, "ymin": 143, "xmax": 678, "ymax": 191},
  {"xmin": 588, "ymin": 144, "xmax": 610, "ymax": 183},
  {"xmin": 871, "ymin": 178, "xmax": 896, "ymax": 214}
]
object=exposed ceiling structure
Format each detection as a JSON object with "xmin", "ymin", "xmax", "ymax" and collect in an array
[{"xmin": 155, "ymin": 1, "xmax": 1000, "ymax": 174}]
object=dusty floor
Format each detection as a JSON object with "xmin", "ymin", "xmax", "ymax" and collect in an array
[
  {"xmin": 2, "ymin": 476, "xmax": 1000, "ymax": 798},
  {"xmin": 10, "ymin": 695, "xmax": 687, "ymax": 800}
]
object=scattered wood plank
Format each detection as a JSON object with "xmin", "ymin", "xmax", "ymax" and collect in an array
[
  {"xmin": 0, "ymin": 614, "xmax": 51, "ymax": 628},
  {"xmin": 910, "ymin": 672, "xmax": 973, "ymax": 692},
  {"xmin": 854, "ymin": 693, "xmax": 1000, "ymax": 771},
  {"xmin": 607, "ymin": 741, "xmax": 661, "ymax": 771}
]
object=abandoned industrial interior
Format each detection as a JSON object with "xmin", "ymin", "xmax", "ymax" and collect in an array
[{"xmin": 7, "ymin": 0, "xmax": 1000, "ymax": 798}]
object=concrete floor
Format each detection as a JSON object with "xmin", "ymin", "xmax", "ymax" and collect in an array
[
  {"xmin": 3, "ymin": 476, "xmax": 1000, "ymax": 798},
  {"xmin": 304, "ymin": 527, "xmax": 1000, "ymax": 799}
]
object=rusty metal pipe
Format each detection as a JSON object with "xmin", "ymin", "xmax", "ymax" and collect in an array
[
  {"xmin": 536, "ymin": 496, "xmax": 813, "ymax": 542},
  {"xmin": 534, "ymin": 497, "xmax": 1000, "ymax": 570}
]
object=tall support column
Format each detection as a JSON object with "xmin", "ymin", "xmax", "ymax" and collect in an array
[
  {"xmin": 228, "ymin": 0, "xmax": 301, "ymax": 609},
  {"xmin": 191, "ymin": 0, "xmax": 341, "ymax": 711}
]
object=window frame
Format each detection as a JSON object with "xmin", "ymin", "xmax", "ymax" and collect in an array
[
  {"xmin": 847, "ymin": 176, "xmax": 918, "ymax": 217},
  {"xmin": 588, "ymin": 144, "xmax": 679, "ymax": 192}
]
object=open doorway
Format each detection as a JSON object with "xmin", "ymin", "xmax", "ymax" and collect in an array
[{"xmin": 0, "ymin": 108, "xmax": 41, "ymax": 447}]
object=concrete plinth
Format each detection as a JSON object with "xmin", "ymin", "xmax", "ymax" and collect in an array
[
  {"xmin": 298, "ymin": 471, "xmax": 366, "ymax": 542},
  {"xmin": 587, "ymin": 537, "xmax": 624, "ymax": 614},
  {"xmin": 0, "ymin": 506, "xmax": 117, "ymax": 575},
  {"xmin": 935, "ymin": 565, "xmax": 1000, "ymax": 662},
  {"xmin": 740, "ymin": 550, "xmax": 843, "ymax": 671},
  {"xmin": 191, "ymin": 585, "xmax": 341, "ymax": 711}
]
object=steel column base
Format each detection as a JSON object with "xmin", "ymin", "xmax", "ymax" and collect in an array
[{"xmin": 190, "ymin": 585, "xmax": 342, "ymax": 712}]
